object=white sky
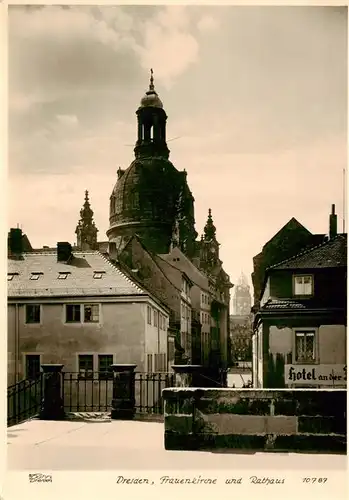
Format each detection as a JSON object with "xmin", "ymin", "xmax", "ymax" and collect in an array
[{"xmin": 7, "ymin": 5, "xmax": 347, "ymax": 293}]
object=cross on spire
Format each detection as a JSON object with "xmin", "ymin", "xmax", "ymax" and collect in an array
[{"xmin": 149, "ymin": 68, "xmax": 154, "ymax": 91}]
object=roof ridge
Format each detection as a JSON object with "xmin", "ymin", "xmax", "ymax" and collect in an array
[
  {"xmin": 157, "ymin": 253, "xmax": 212, "ymax": 293},
  {"xmin": 266, "ymin": 234, "xmax": 345, "ymax": 270},
  {"xmin": 151, "ymin": 254, "xmax": 183, "ymax": 294},
  {"xmin": 264, "ymin": 218, "xmax": 311, "ymax": 248},
  {"xmin": 129, "ymin": 239, "xmax": 183, "ymax": 294},
  {"xmin": 97, "ymin": 251, "xmax": 145, "ymax": 294}
]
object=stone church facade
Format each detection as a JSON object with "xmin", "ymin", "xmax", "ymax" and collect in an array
[{"xmin": 76, "ymin": 71, "xmax": 233, "ymax": 379}]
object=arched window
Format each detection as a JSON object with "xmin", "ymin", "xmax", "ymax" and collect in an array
[{"xmin": 130, "ymin": 191, "xmax": 139, "ymax": 210}]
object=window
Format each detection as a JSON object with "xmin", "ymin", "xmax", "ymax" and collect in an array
[
  {"xmin": 8, "ymin": 272, "xmax": 18, "ymax": 281},
  {"xmin": 25, "ymin": 354, "xmax": 41, "ymax": 380},
  {"xmin": 182, "ymin": 278, "xmax": 190, "ymax": 296},
  {"xmin": 98, "ymin": 354, "xmax": 113, "ymax": 380},
  {"xmin": 147, "ymin": 353, "xmax": 153, "ymax": 373},
  {"xmin": 147, "ymin": 305, "xmax": 152, "ymax": 325},
  {"xmin": 93, "ymin": 271, "xmax": 105, "ymax": 279},
  {"xmin": 66, "ymin": 304, "xmax": 81, "ymax": 323},
  {"xmin": 30, "ymin": 273, "xmax": 42, "ymax": 281},
  {"xmin": 26, "ymin": 304, "xmax": 41, "ymax": 324},
  {"xmin": 78, "ymin": 354, "xmax": 94, "ymax": 379},
  {"xmin": 58, "ymin": 272, "xmax": 70, "ymax": 280},
  {"xmin": 154, "ymin": 309, "xmax": 158, "ymax": 327},
  {"xmin": 295, "ymin": 330, "xmax": 316, "ymax": 363},
  {"xmin": 84, "ymin": 304, "xmax": 99, "ymax": 323},
  {"xmin": 293, "ymin": 275, "xmax": 313, "ymax": 296},
  {"xmin": 155, "ymin": 353, "xmax": 167, "ymax": 372}
]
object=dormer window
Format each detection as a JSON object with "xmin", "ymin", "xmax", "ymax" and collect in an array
[
  {"xmin": 7, "ymin": 272, "xmax": 18, "ymax": 281},
  {"xmin": 93, "ymin": 271, "xmax": 105, "ymax": 279},
  {"xmin": 30, "ymin": 272, "xmax": 43, "ymax": 281},
  {"xmin": 293, "ymin": 275, "xmax": 313, "ymax": 296},
  {"xmin": 58, "ymin": 272, "xmax": 70, "ymax": 280}
]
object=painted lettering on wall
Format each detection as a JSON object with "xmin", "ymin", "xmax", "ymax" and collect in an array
[{"xmin": 284, "ymin": 364, "xmax": 347, "ymax": 386}]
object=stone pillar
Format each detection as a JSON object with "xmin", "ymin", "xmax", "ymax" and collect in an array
[
  {"xmin": 110, "ymin": 364, "xmax": 137, "ymax": 420},
  {"xmin": 171, "ymin": 365, "xmax": 204, "ymax": 387},
  {"xmin": 40, "ymin": 364, "xmax": 65, "ymax": 420}
]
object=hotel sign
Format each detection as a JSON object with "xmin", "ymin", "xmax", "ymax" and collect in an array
[{"xmin": 284, "ymin": 364, "xmax": 347, "ymax": 386}]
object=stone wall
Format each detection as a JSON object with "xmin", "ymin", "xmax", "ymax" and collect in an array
[{"xmin": 163, "ymin": 388, "xmax": 346, "ymax": 454}]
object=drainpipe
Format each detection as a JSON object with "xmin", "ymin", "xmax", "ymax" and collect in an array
[
  {"xmin": 15, "ymin": 303, "xmax": 19, "ymax": 383},
  {"xmin": 157, "ymin": 318, "xmax": 160, "ymax": 357}
]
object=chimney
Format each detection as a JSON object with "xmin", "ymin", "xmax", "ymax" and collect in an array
[
  {"xmin": 329, "ymin": 204, "xmax": 338, "ymax": 239},
  {"xmin": 57, "ymin": 242, "xmax": 72, "ymax": 262},
  {"xmin": 8, "ymin": 228, "xmax": 23, "ymax": 256}
]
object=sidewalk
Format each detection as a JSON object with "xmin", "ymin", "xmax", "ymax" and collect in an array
[{"xmin": 7, "ymin": 419, "xmax": 347, "ymax": 471}]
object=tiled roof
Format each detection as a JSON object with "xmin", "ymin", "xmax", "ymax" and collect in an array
[
  {"xmin": 268, "ymin": 235, "xmax": 347, "ymax": 270},
  {"xmin": 7, "ymin": 251, "xmax": 146, "ymax": 298},
  {"xmin": 262, "ymin": 299, "xmax": 308, "ymax": 311},
  {"xmin": 261, "ymin": 297, "xmax": 345, "ymax": 311},
  {"xmin": 263, "ymin": 218, "xmax": 312, "ymax": 249},
  {"xmin": 158, "ymin": 248, "xmax": 209, "ymax": 291}
]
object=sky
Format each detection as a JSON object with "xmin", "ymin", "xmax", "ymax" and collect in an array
[{"xmin": 8, "ymin": 5, "xmax": 347, "ymax": 298}]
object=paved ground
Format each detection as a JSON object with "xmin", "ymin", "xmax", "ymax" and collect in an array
[{"xmin": 7, "ymin": 418, "xmax": 347, "ymax": 471}]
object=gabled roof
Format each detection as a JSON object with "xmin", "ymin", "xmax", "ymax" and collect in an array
[
  {"xmin": 123, "ymin": 234, "xmax": 183, "ymax": 294},
  {"xmin": 268, "ymin": 234, "xmax": 347, "ymax": 271},
  {"xmin": 7, "ymin": 250, "xmax": 147, "ymax": 298},
  {"xmin": 159, "ymin": 247, "xmax": 209, "ymax": 291},
  {"xmin": 263, "ymin": 218, "xmax": 312, "ymax": 249}
]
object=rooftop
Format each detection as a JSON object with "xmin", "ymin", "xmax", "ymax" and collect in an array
[
  {"xmin": 268, "ymin": 234, "xmax": 347, "ymax": 271},
  {"xmin": 7, "ymin": 250, "xmax": 146, "ymax": 298}
]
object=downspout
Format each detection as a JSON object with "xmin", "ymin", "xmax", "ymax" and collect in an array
[
  {"xmin": 15, "ymin": 303, "xmax": 19, "ymax": 383},
  {"xmin": 157, "ymin": 316, "xmax": 160, "ymax": 359}
]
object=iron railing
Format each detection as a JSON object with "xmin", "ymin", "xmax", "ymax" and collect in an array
[
  {"xmin": 7, "ymin": 376, "xmax": 43, "ymax": 427},
  {"xmin": 61, "ymin": 371, "xmax": 176, "ymax": 414},
  {"xmin": 135, "ymin": 372, "xmax": 176, "ymax": 414}
]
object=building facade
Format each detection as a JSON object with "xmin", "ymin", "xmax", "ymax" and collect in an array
[
  {"xmin": 229, "ymin": 314, "xmax": 253, "ymax": 364},
  {"xmin": 8, "ymin": 238, "xmax": 169, "ymax": 384},
  {"xmin": 252, "ymin": 207, "xmax": 347, "ymax": 388}
]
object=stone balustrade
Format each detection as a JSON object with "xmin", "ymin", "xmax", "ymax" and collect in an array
[{"xmin": 163, "ymin": 388, "xmax": 347, "ymax": 453}]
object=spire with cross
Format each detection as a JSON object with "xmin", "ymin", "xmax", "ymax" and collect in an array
[
  {"xmin": 75, "ymin": 190, "xmax": 98, "ymax": 250},
  {"xmin": 149, "ymin": 68, "xmax": 154, "ymax": 91}
]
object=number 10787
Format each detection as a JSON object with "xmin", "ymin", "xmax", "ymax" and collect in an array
[{"xmin": 302, "ymin": 478, "xmax": 328, "ymax": 484}]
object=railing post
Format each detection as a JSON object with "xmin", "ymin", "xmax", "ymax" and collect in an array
[
  {"xmin": 110, "ymin": 364, "xmax": 137, "ymax": 420},
  {"xmin": 40, "ymin": 364, "xmax": 65, "ymax": 421}
]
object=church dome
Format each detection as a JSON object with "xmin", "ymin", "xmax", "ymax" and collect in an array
[{"xmin": 109, "ymin": 157, "xmax": 181, "ymax": 229}]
